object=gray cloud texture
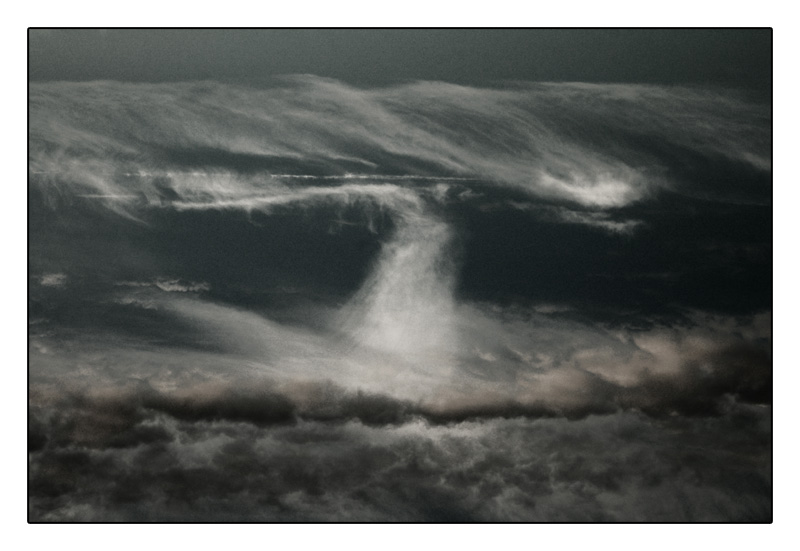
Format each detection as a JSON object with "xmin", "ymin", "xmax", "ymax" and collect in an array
[
  {"xmin": 28, "ymin": 280, "xmax": 772, "ymax": 520},
  {"xmin": 29, "ymin": 390, "xmax": 771, "ymax": 521},
  {"xmin": 28, "ymin": 77, "xmax": 771, "ymax": 521}
]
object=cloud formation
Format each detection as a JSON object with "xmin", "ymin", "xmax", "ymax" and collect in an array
[
  {"xmin": 29, "ymin": 386, "xmax": 771, "ymax": 521},
  {"xmin": 29, "ymin": 291, "xmax": 771, "ymax": 425},
  {"xmin": 39, "ymin": 273, "xmax": 67, "ymax": 287},
  {"xmin": 28, "ymin": 295, "xmax": 772, "ymax": 522},
  {"xmin": 29, "ymin": 78, "xmax": 770, "ymax": 217},
  {"xmin": 28, "ymin": 76, "xmax": 771, "ymax": 522}
]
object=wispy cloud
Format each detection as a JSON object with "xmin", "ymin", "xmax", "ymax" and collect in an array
[
  {"xmin": 338, "ymin": 208, "xmax": 458, "ymax": 360},
  {"xmin": 507, "ymin": 201, "xmax": 644, "ymax": 234},
  {"xmin": 39, "ymin": 273, "xmax": 67, "ymax": 287},
  {"xmin": 29, "ymin": 78, "xmax": 770, "ymax": 217},
  {"xmin": 62, "ymin": 278, "xmax": 771, "ymax": 418},
  {"xmin": 116, "ymin": 278, "xmax": 210, "ymax": 293}
]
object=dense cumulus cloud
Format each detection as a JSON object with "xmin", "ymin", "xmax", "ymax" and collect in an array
[
  {"xmin": 29, "ymin": 404, "xmax": 770, "ymax": 522},
  {"xmin": 28, "ymin": 76, "xmax": 771, "ymax": 521}
]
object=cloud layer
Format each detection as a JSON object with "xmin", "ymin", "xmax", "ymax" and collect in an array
[
  {"xmin": 29, "ymin": 78, "xmax": 770, "ymax": 215},
  {"xmin": 28, "ymin": 77, "xmax": 771, "ymax": 521},
  {"xmin": 29, "ymin": 389, "xmax": 771, "ymax": 522}
]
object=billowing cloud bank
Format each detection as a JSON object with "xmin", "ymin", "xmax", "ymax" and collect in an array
[{"xmin": 29, "ymin": 77, "xmax": 771, "ymax": 521}]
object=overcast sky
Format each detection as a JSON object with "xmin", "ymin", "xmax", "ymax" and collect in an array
[{"xmin": 29, "ymin": 29, "xmax": 772, "ymax": 90}]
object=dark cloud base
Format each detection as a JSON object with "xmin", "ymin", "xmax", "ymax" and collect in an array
[
  {"xmin": 29, "ymin": 404, "xmax": 771, "ymax": 522},
  {"xmin": 29, "ymin": 367, "xmax": 771, "ymax": 522}
]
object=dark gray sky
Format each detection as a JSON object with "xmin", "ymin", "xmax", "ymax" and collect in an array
[{"xmin": 29, "ymin": 28, "xmax": 772, "ymax": 89}]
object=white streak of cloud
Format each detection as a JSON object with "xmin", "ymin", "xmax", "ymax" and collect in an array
[
  {"xmin": 508, "ymin": 201, "xmax": 643, "ymax": 234},
  {"xmin": 115, "ymin": 278, "xmax": 211, "ymax": 293},
  {"xmin": 39, "ymin": 273, "xmax": 67, "ymax": 287}
]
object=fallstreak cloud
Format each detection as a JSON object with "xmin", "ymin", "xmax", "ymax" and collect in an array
[{"xmin": 28, "ymin": 76, "xmax": 771, "ymax": 521}]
